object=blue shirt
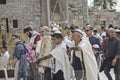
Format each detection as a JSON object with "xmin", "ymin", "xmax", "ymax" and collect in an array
[
  {"xmin": 13, "ymin": 42, "xmax": 25, "ymax": 60},
  {"xmin": 89, "ymin": 35, "xmax": 102, "ymax": 50}
]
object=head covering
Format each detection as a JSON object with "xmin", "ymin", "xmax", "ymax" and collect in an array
[
  {"xmin": 42, "ymin": 26, "xmax": 49, "ymax": 31},
  {"xmin": 23, "ymin": 26, "xmax": 33, "ymax": 33},
  {"xmin": 86, "ymin": 25, "xmax": 94, "ymax": 30},
  {"xmin": 92, "ymin": 44, "xmax": 100, "ymax": 49},
  {"xmin": 115, "ymin": 29, "xmax": 120, "ymax": 33},
  {"xmin": 51, "ymin": 32, "xmax": 63, "ymax": 39},
  {"xmin": 0, "ymin": 46, "xmax": 7, "ymax": 50},
  {"xmin": 52, "ymin": 27, "xmax": 59, "ymax": 32},
  {"xmin": 72, "ymin": 29, "xmax": 83, "ymax": 35},
  {"xmin": 54, "ymin": 30, "xmax": 62, "ymax": 34},
  {"xmin": 93, "ymin": 28, "xmax": 97, "ymax": 32},
  {"xmin": 101, "ymin": 32, "xmax": 106, "ymax": 37}
]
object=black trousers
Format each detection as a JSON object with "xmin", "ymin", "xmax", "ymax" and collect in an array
[
  {"xmin": 53, "ymin": 70, "xmax": 64, "ymax": 80},
  {"xmin": 44, "ymin": 67, "xmax": 52, "ymax": 80}
]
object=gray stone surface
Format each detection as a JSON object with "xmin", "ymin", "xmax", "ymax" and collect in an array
[
  {"xmin": 0, "ymin": 0, "xmax": 41, "ymax": 32},
  {"xmin": 0, "ymin": 69, "xmax": 115, "ymax": 80},
  {"xmin": 99, "ymin": 69, "xmax": 115, "ymax": 80}
]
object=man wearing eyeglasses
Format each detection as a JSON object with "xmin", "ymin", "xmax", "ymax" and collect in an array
[
  {"xmin": 36, "ymin": 26, "xmax": 53, "ymax": 80},
  {"xmin": 84, "ymin": 25, "xmax": 102, "ymax": 50},
  {"xmin": 12, "ymin": 33, "xmax": 28, "ymax": 80}
]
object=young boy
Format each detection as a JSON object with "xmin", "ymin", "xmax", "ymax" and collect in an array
[
  {"xmin": 36, "ymin": 33, "xmax": 73, "ymax": 80},
  {"xmin": 92, "ymin": 44, "xmax": 101, "ymax": 68},
  {"xmin": 92, "ymin": 44, "xmax": 103, "ymax": 80},
  {"xmin": 0, "ymin": 46, "xmax": 9, "ymax": 61}
]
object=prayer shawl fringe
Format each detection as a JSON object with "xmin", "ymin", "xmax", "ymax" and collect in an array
[{"xmin": 50, "ymin": 42, "xmax": 74, "ymax": 80}]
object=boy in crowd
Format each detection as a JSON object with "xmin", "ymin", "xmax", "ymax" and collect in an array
[
  {"xmin": 36, "ymin": 33, "xmax": 73, "ymax": 80},
  {"xmin": 0, "ymin": 46, "xmax": 9, "ymax": 61}
]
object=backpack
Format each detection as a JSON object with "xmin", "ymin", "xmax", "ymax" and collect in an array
[{"xmin": 22, "ymin": 43, "xmax": 37, "ymax": 62}]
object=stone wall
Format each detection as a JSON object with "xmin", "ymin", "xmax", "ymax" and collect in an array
[
  {"xmin": 0, "ymin": 0, "xmax": 41, "ymax": 32},
  {"xmin": 69, "ymin": 0, "xmax": 83, "ymax": 27},
  {"xmin": 89, "ymin": 9, "xmax": 120, "ymax": 29},
  {"xmin": 0, "ymin": 0, "xmax": 41, "ymax": 62},
  {"xmin": 0, "ymin": 0, "xmax": 120, "ymax": 30},
  {"xmin": 69, "ymin": 1, "xmax": 120, "ymax": 29}
]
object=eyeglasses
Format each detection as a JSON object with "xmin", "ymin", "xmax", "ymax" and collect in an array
[{"xmin": 85, "ymin": 30, "xmax": 90, "ymax": 32}]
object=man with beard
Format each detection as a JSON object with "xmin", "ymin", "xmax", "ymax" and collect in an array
[
  {"xmin": 23, "ymin": 26, "xmax": 41, "ymax": 80},
  {"xmin": 103, "ymin": 28, "xmax": 120, "ymax": 80}
]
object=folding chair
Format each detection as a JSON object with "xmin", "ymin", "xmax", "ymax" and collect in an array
[{"xmin": 0, "ymin": 59, "xmax": 9, "ymax": 80}]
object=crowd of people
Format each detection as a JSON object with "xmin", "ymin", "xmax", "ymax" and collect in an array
[{"xmin": 0, "ymin": 23, "xmax": 120, "ymax": 80}]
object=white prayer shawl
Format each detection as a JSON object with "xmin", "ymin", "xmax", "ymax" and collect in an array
[
  {"xmin": 64, "ymin": 38, "xmax": 72, "ymax": 47},
  {"xmin": 36, "ymin": 37, "xmax": 42, "ymax": 54},
  {"xmin": 71, "ymin": 37, "xmax": 98, "ymax": 80},
  {"xmin": 29, "ymin": 31, "xmax": 40, "ymax": 44},
  {"xmin": 38, "ymin": 34, "xmax": 53, "ymax": 67},
  {"xmin": 50, "ymin": 42, "xmax": 73, "ymax": 80}
]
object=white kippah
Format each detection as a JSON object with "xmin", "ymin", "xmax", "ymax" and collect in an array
[
  {"xmin": 115, "ymin": 29, "xmax": 120, "ymax": 33},
  {"xmin": 101, "ymin": 32, "xmax": 106, "ymax": 37},
  {"xmin": 92, "ymin": 44, "xmax": 100, "ymax": 49},
  {"xmin": 52, "ymin": 27, "xmax": 59, "ymax": 31},
  {"xmin": 54, "ymin": 31, "xmax": 62, "ymax": 34},
  {"xmin": 73, "ymin": 29, "xmax": 83, "ymax": 35}
]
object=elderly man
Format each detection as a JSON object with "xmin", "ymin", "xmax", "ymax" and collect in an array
[
  {"xmin": 70, "ymin": 29, "xmax": 98, "ymax": 80},
  {"xmin": 36, "ymin": 26, "xmax": 53, "ymax": 80},
  {"xmin": 103, "ymin": 28, "xmax": 120, "ymax": 80}
]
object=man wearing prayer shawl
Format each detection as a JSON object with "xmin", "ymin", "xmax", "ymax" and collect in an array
[
  {"xmin": 36, "ymin": 33, "xmax": 73, "ymax": 80},
  {"xmin": 70, "ymin": 29, "xmax": 98, "ymax": 80},
  {"xmin": 36, "ymin": 26, "xmax": 53, "ymax": 80}
]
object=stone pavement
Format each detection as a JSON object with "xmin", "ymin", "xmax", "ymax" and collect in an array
[
  {"xmin": 99, "ymin": 69, "xmax": 115, "ymax": 80},
  {"xmin": 0, "ymin": 69, "xmax": 115, "ymax": 80}
]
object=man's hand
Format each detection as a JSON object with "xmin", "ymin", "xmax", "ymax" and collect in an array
[
  {"xmin": 112, "ymin": 59, "xmax": 117, "ymax": 66},
  {"xmin": 12, "ymin": 58, "xmax": 18, "ymax": 68},
  {"xmin": 35, "ymin": 54, "xmax": 52, "ymax": 65},
  {"xmin": 112, "ymin": 55, "xmax": 119, "ymax": 66}
]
